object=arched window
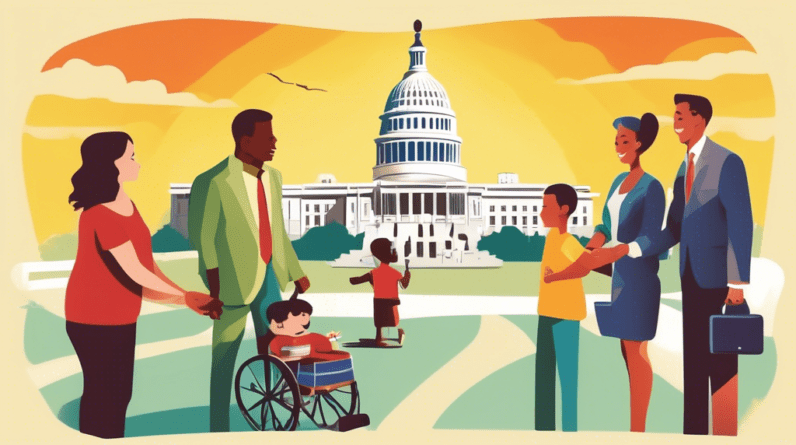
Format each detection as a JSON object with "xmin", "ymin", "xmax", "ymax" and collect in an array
[
  {"xmin": 392, "ymin": 143, "xmax": 398, "ymax": 163},
  {"xmin": 408, "ymin": 141, "xmax": 415, "ymax": 161},
  {"xmin": 399, "ymin": 119, "xmax": 404, "ymax": 129},
  {"xmin": 386, "ymin": 144, "xmax": 392, "ymax": 163},
  {"xmin": 399, "ymin": 141, "xmax": 406, "ymax": 162},
  {"xmin": 418, "ymin": 141, "xmax": 425, "ymax": 161},
  {"xmin": 433, "ymin": 142, "xmax": 438, "ymax": 161},
  {"xmin": 422, "ymin": 117, "xmax": 426, "ymax": 128},
  {"xmin": 414, "ymin": 117, "xmax": 418, "ymax": 128}
]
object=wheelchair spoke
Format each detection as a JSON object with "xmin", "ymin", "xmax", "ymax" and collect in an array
[
  {"xmin": 322, "ymin": 393, "xmax": 347, "ymax": 416},
  {"xmin": 260, "ymin": 398, "xmax": 268, "ymax": 430},
  {"xmin": 269, "ymin": 402, "xmax": 284, "ymax": 430},
  {"xmin": 272, "ymin": 397, "xmax": 294, "ymax": 412},
  {"xmin": 240, "ymin": 383, "xmax": 265, "ymax": 396},
  {"xmin": 247, "ymin": 364, "xmax": 266, "ymax": 394},
  {"xmin": 247, "ymin": 397, "xmax": 266, "ymax": 413}
]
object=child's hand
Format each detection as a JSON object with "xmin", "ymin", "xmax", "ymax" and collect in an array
[
  {"xmin": 544, "ymin": 266, "xmax": 555, "ymax": 283},
  {"xmin": 326, "ymin": 331, "xmax": 341, "ymax": 339}
]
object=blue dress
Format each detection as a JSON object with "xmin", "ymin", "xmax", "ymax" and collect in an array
[{"xmin": 594, "ymin": 172, "xmax": 665, "ymax": 341}]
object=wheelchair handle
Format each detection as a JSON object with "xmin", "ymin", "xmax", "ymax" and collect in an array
[{"xmin": 289, "ymin": 285, "xmax": 301, "ymax": 301}]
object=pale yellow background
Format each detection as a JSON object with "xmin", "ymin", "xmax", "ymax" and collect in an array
[{"xmin": 2, "ymin": 1, "xmax": 793, "ymax": 444}]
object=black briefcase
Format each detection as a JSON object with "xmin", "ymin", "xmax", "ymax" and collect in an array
[{"xmin": 709, "ymin": 301, "xmax": 764, "ymax": 355}]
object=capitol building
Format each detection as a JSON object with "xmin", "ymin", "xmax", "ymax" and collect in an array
[{"xmin": 170, "ymin": 21, "xmax": 597, "ymax": 267}]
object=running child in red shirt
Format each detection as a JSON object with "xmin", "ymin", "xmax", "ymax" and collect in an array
[{"xmin": 349, "ymin": 238, "xmax": 411, "ymax": 347}]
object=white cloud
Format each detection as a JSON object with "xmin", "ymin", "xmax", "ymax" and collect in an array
[
  {"xmin": 23, "ymin": 125, "xmax": 124, "ymax": 140},
  {"xmin": 558, "ymin": 51, "xmax": 766, "ymax": 85},
  {"xmin": 657, "ymin": 115, "xmax": 774, "ymax": 142},
  {"xmin": 35, "ymin": 59, "xmax": 238, "ymax": 108}
]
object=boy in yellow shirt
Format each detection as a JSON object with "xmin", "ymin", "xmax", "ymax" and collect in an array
[
  {"xmin": 535, "ymin": 183, "xmax": 622, "ymax": 432},
  {"xmin": 535, "ymin": 183, "xmax": 585, "ymax": 432}
]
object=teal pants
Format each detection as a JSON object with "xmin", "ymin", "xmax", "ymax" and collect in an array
[
  {"xmin": 209, "ymin": 263, "xmax": 281, "ymax": 432},
  {"xmin": 535, "ymin": 315, "xmax": 580, "ymax": 432}
]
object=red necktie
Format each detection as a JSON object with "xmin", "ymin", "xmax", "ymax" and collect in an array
[
  {"xmin": 685, "ymin": 152, "xmax": 695, "ymax": 203},
  {"xmin": 257, "ymin": 171, "xmax": 273, "ymax": 263}
]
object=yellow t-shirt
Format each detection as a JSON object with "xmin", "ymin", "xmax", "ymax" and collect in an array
[{"xmin": 538, "ymin": 228, "xmax": 587, "ymax": 321}]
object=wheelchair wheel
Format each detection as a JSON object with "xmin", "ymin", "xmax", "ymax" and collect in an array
[
  {"xmin": 305, "ymin": 381, "xmax": 360, "ymax": 429},
  {"xmin": 234, "ymin": 355, "xmax": 301, "ymax": 431}
]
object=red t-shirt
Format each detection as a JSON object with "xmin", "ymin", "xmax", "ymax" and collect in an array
[
  {"xmin": 372, "ymin": 263, "xmax": 402, "ymax": 300},
  {"xmin": 65, "ymin": 203, "xmax": 154, "ymax": 325},
  {"xmin": 270, "ymin": 333, "xmax": 350, "ymax": 361}
]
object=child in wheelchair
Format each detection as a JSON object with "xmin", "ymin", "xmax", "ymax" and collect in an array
[{"xmin": 259, "ymin": 293, "xmax": 348, "ymax": 364}]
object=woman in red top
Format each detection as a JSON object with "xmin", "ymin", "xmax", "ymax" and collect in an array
[{"xmin": 64, "ymin": 132, "xmax": 223, "ymax": 439}]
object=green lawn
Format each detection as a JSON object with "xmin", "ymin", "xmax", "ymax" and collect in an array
[
  {"xmin": 159, "ymin": 258, "xmax": 683, "ymax": 296},
  {"xmin": 434, "ymin": 315, "xmax": 777, "ymax": 433},
  {"xmin": 37, "ymin": 315, "xmax": 481, "ymax": 436}
]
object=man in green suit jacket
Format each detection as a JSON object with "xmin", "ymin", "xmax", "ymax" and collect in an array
[{"xmin": 188, "ymin": 109, "xmax": 310, "ymax": 432}]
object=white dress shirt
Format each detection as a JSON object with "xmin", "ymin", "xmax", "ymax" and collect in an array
[{"xmin": 626, "ymin": 134, "xmax": 747, "ymax": 288}]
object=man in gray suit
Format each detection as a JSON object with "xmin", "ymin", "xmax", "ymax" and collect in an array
[{"xmin": 610, "ymin": 94, "xmax": 753, "ymax": 435}]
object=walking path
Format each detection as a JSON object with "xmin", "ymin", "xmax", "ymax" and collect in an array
[
  {"xmin": 378, "ymin": 315, "xmax": 535, "ymax": 431},
  {"xmin": 26, "ymin": 292, "xmax": 683, "ymax": 389}
]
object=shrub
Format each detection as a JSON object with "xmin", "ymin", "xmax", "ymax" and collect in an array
[
  {"xmin": 151, "ymin": 225, "xmax": 191, "ymax": 253},
  {"xmin": 38, "ymin": 233, "xmax": 78, "ymax": 261},
  {"xmin": 292, "ymin": 222, "xmax": 364, "ymax": 261}
]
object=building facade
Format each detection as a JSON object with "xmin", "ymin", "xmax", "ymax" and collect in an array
[{"xmin": 169, "ymin": 21, "xmax": 597, "ymax": 267}]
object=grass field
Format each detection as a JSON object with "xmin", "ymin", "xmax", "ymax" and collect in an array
[{"xmin": 157, "ymin": 257, "xmax": 683, "ymax": 296}]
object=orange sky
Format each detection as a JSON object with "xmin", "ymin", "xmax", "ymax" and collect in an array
[
  {"xmin": 43, "ymin": 18, "xmax": 750, "ymax": 93},
  {"xmin": 538, "ymin": 17, "xmax": 749, "ymax": 72},
  {"xmin": 42, "ymin": 19, "xmax": 274, "ymax": 93}
]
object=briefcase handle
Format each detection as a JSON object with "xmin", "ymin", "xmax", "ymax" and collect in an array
[{"xmin": 722, "ymin": 301, "xmax": 751, "ymax": 316}]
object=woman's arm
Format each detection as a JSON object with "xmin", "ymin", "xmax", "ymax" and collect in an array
[
  {"xmin": 585, "ymin": 231, "xmax": 607, "ymax": 250},
  {"xmin": 109, "ymin": 241, "xmax": 185, "ymax": 302},
  {"xmin": 144, "ymin": 263, "xmax": 187, "ymax": 303},
  {"xmin": 544, "ymin": 247, "xmax": 626, "ymax": 283}
]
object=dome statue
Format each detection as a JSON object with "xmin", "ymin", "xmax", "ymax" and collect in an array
[{"xmin": 372, "ymin": 21, "xmax": 466, "ymax": 183}]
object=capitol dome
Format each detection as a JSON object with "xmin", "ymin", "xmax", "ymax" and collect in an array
[{"xmin": 373, "ymin": 20, "xmax": 466, "ymax": 183}]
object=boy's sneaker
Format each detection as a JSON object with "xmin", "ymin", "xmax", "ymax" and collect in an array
[{"xmin": 398, "ymin": 329, "xmax": 405, "ymax": 345}]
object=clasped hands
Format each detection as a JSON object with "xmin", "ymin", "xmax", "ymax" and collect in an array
[
  {"xmin": 185, "ymin": 291, "xmax": 224, "ymax": 320},
  {"xmin": 543, "ymin": 244, "xmax": 629, "ymax": 284}
]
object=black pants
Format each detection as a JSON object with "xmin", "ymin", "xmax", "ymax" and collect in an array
[
  {"xmin": 681, "ymin": 262, "xmax": 738, "ymax": 435},
  {"xmin": 66, "ymin": 321, "xmax": 137, "ymax": 439}
]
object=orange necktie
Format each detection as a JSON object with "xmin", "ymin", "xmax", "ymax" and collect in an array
[
  {"xmin": 257, "ymin": 170, "xmax": 273, "ymax": 263},
  {"xmin": 685, "ymin": 152, "xmax": 695, "ymax": 203}
]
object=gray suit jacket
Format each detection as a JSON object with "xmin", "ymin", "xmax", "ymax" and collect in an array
[{"xmin": 637, "ymin": 137, "xmax": 753, "ymax": 289}]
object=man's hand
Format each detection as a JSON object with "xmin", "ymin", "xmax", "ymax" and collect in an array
[
  {"xmin": 725, "ymin": 287, "xmax": 745, "ymax": 306},
  {"xmin": 295, "ymin": 276, "xmax": 311, "ymax": 294},
  {"xmin": 186, "ymin": 291, "xmax": 224, "ymax": 320},
  {"xmin": 591, "ymin": 244, "xmax": 629, "ymax": 264}
]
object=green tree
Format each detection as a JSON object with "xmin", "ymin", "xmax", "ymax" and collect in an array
[
  {"xmin": 151, "ymin": 225, "xmax": 191, "ymax": 253},
  {"xmin": 39, "ymin": 233, "xmax": 79, "ymax": 261},
  {"xmin": 292, "ymin": 222, "xmax": 364, "ymax": 260}
]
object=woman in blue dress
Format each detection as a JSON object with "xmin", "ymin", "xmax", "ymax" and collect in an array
[{"xmin": 545, "ymin": 113, "xmax": 665, "ymax": 432}]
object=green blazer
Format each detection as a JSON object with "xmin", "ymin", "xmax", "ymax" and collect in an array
[{"xmin": 188, "ymin": 155, "xmax": 305, "ymax": 306}]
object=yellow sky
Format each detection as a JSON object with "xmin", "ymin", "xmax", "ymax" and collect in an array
[{"xmin": 23, "ymin": 20, "xmax": 774, "ymax": 243}]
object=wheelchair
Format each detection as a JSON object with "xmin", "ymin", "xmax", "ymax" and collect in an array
[{"xmin": 234, "ymin": 352, "xmax": 368, "ymax": 432}]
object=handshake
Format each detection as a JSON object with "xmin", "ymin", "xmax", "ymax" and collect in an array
[{"xmin": 185, "ymin": 291, "xmax": 224, "ymax": 320}]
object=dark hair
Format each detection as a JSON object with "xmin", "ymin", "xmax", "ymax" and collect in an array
[
  {"xmin": 370, "ymin": 238, "xmax": 393, "ymax": 263},
  {"xmin": 544, "ymin": 183, "xmax": 578, "ymax": 216},
  {"xmin": 68, "ymin": 131, "xmax": 133, "ymax": 211},
  {"xmin": 231, "ymin": 109, "xmax": 273, "ymax": 145},
  {"xmin": 266, "ymin": 295, "xmax": 313, "ymax": 325},
  {"xmin": 674, "ymin": 94, "xmax": 713, "ymax": 126},
  {"xmin": 636, "ymin": 112, "xmax": 659, "ymax": 154}
]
